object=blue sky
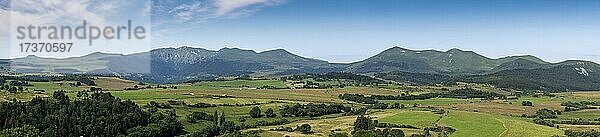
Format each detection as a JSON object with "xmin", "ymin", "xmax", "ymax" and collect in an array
[
  {"xmin": 2, "ymin": 0, "xmax": 600, "ymax": 63},
  {"xmin": 151, "ymin": 0, "xmax": 600, "ymax": 63}
]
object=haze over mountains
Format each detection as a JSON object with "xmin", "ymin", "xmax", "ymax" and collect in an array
[{"xmin": 2, "ymin": 46, "xmax": 599, "ymax": 91}]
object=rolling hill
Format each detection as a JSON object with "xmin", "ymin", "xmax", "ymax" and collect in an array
[
  {"xmin": 346, "ymin": 47, "xmax": 549, "ymax": 74},
  {"xmin": 454, "ymin": 60, "xmax": 600, "ymax": 91},
  {"xmin": 3, "ymin": 46, "xmax": 600, "ymax": 91},
  {"xmin": 5, "ymin": 47, "xmax": 345, "ymax": 83}
]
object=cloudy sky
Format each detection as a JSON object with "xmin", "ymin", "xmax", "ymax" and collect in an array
[{"xmin": 2, "ymin": 0, "xmax": 600, "ymax": 63}]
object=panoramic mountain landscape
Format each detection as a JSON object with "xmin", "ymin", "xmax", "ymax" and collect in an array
[
  {"xmin": 4, "ymin": 46, "xmax": 599, "ymax": 92},
  {"xmin": 3, "ymin": 0, "xmax": 600, "ymax": 137},
  {"xmin": 3, "ymin": 46, "xmax": 600, "ymax": 137}
]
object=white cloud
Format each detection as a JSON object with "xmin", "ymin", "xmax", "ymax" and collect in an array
[
  {"xmin": 150, "ymin": 0, "xmax": 286, "ymax": 46},
  {"xmin": 163, "ymin": 0, "xmax": 286, "ymax": 23},
  {"xmin": 214, "ymin": 0, "xmax": 284, "ymax": 16},
  {"xmin": 1, "ymin": 0, "xmax": 152, "ymax": 59},
  {"xmin": 168, "ymin": 1, "xmax": 210, "ymax": 22},
  {"xmin": 6, "ymin": 0, "xmax": 123, "ymax": 28}
]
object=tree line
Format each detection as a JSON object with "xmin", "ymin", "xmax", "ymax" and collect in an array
[
  {"xmin": 565, "ymin": 129, "xmax": 600, "ymax": 137},
  {"xmin": 349, "ymin": 115, "xmax": 405, "ymax": 137},
  {"xmin": 3, "ymin": 75, "xmax": 97, "ymax": 86},
  {"xmin": 340, "ymin": 88, "xmax": 505, "ymax": 104},
  {"xmin": 279, "ymin": 103, "xmax": 352, "ymax": 117},
  {"xmin": 561, "ymin": 101, "xmax": 600, "ymax": 112},
  {"xmin": 375, "ymin": 71, "xmax": 449, "ymax": 85},
  {"xmin": 186, "ymin": 111, "xmax": 242, "ymax": 137},
  {"xmin": 283, "ymin": 72, "xmax": 384, "ymax": 84}
]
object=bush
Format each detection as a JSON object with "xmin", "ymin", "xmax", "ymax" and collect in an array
[
  {"xmin": 297, "ymin": 124, "xmax": 312, "ymax": 134},
  {"xmin": 352, "ymin": 130, "xmax": 377, "ymax": 137},
  {"xmin": 187, "ymin": 112, "xmax": 214, "ymax": 123},
  {"xmin": 522, "ymin": 101, "xmax": 533, "ymax": 106},
  {"xmin": 266, "ymin": 108, "xmax": 277, "ymax": 117},
  {"xmin": 250, "ymin": 106, "xmax": 262, "ymax": 118},
  {"xmin": 280, "ymin": 103, "xmax": 351, "ymax": 117},
  {"xmin": 565, "ymin": 129, "xmax": 600, "ymax": 137},
  {"xmin": 388, "ymin": 129, "xmax": 405, "ymax": 137},
  {"xmin": 354, "ymin": 115, "xmax": 375, "ymax": 131}
]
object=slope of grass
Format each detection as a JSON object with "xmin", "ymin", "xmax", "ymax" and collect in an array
[
  {"xmin": 496, "ymin": 117, "xmax": 563, "ymax": 137},
  {"xmin": 377, "ymin": 110, "xmax": 440, "ymax": 128},
  {"xmin": 439, "ymin": 110, "xmax": 562, "ymax": 137},
  {"xmin": 29, "ymin": 81, "xmax": 84, "ymax": 92},
  {"xmin": 94, "ymin": 77, "xmax": 138, "ymax": 91},
  {"xmin": 380, "ymin": 98, "xmax": 469, "ymax": 106},
  {"xmin": 439, "ymin": 111, "xmax": 505, "ymax": 137},
  {"xmin": 560, "ymin": 109, "xmax": 600, "ymax": 120},
  {"xmin": 192, "ymin": 80, "xmax": 287, "ymax": 89}
]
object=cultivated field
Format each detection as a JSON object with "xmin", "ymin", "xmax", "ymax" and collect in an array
[{"xmin": 2, "ymin": 77, "xmax": 600, "ymax": 137}]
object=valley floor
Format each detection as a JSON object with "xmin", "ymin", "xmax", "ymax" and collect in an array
[{"xmin": 2, "ymin": 77, "xmax": 600, "ymax": 136}]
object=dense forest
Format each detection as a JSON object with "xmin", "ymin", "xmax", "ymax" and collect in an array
[
  {"xmin": 451, "ymin": 66, "xmax": 600, "ymax": 92},
  {"xmin": 282, "ymin": 72, "xmax": 385, "ymax": 84},
  {"xmin": 0, "ymin": 91, "xmax": 183, "ymax": 137},
  {"xmin": 279, "ymin": 103, "xmax": 352, "ymax": 117},
  {"xmin": 375, "ymin": 71, "xmax": 449, "ymax": 85}
]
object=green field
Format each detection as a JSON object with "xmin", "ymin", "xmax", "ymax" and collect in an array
[
  {"xmin": 439, "ymin": 110, "xmax": 563, "ymax": 137},
  {"xmin": 438, "ymin": 110, "xmax": 505, "ymax": 137},
  {"xmin": 380, "ymin": 98, "xmax": 469, "ymax": 106},
  {"xmin": 560, "ymin": 109, "xmax": 600, "ymax": 120},
  {"xmin": 495, "ymin": 116, "xmax": 564, "ymax": 137},
  {"xmin": 191, "ymin": 80, "xmax": 288, "ymax": 89},
  {"xmin": 3, "ymin": 77, "xmax": 600, "ymax": 137},
  {"xmin": 377, "ymin": 110, "xmax": 441, "ymax": 128},
  {"xmin": 29, "ymin": 81, "xmax": 85, "ymax": 92}
]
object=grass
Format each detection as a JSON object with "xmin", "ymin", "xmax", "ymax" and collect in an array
[
  {"xmin": 253, "ymin": 110, "xmax": 401, "ymax": 137},
  {"xmin": 563, "ymin": 91, "xmax": 600, "ymax": 99},
  {"xmin": 560, "ymin": 109, "xmax": 600, "ymax": 120},
  {"xmin": 512, "ymin": 96, "xmax": 557, "ymax": 105},
  {"xmin": 377, "ymin": 110, "xmax": 440, "ymax": 128},
  {"xmin": 109, "ymin": 88, "xmax": 344, "ymax": 104},
  {"xmin": 110, "ymin": 89, "xmax": 194, "ymax": 101},
  {"xmin": 1, "ymin": 78, "xmax": 597, "ymax": 137},
  {"xmin": 495, "ymin": 117, "xmax": 563, "ymax": 137},
  {"xmin": 171, "ymin": 102, "xmax": 323, "ymax": 134},
  {"xmin": 29, "ymin": 81, "xmax": 84, "ymax": 92},
  {"xmin": 192, "ymin": 80, "xmax": 288, "ymax": 89},
  {"xmin": 439, "ymin": 110, "xmax": 563, "ymax": 137},
  {"xmin": 94, "ymin": 77, "xmax": 138, "ymax": 91},
  {"xmin": 439, "ymin": 110, "xmax": 506, "ymax": 137},
  {"xmin": 380, "ymin": 98, "xmax": 469, "ymax": 106},
  {"xmin": 557, "ymin": 124, "xmax": 600, "ymax": 131}
]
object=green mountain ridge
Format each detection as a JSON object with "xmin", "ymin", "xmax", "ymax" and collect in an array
[
  {"xmin": 2, "ymin": 46, "xmax": 599, "ymax": 91},
  {"xmin": 455, "ymin": 61, "xmax": 600, "ymax": 91},
  {"xmin": 347, "ymin": 47, "xmax": 551, "ymax": 75}
]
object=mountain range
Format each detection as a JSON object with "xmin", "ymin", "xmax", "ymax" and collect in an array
[{"xmin": 2, "ymin": 46, "xmax": 599, "ymax": 91}]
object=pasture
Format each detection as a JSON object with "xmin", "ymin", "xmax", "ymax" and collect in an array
[{"xmin": 3, "ymin": 78, "xmax": 600, "ymax": 137}]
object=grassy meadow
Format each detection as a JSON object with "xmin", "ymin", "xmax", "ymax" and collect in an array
[{"xmin": 2, "ymin": 77, "xmax": 600, "ymax": 137}]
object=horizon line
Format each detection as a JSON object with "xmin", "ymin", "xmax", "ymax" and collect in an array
[{"xmin": 2, "ymin": 45, "xmax": 598, "ymax": 64}]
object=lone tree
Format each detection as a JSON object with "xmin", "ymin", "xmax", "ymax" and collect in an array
[
  {"xmin": 266, "ymin": 108, "xmax": 277, "ymax": 117},
  {"xmin": 354, "ymin": 115, "xmax": 375, "ymax": 131},
  {"xmin": 297, "ymin": 124, "xmax": 312, "ymax": 134},
  {"xmin": 250, "ymin": 106, "xmax": 262, "ymax": 118}
]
